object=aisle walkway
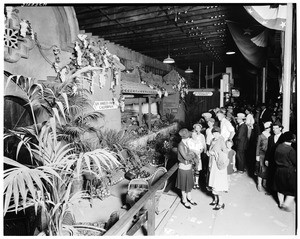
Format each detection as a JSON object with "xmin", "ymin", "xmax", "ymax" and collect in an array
[{"xmin": 157, "ymin": 172, "xmax": 296, "ymax": 235}]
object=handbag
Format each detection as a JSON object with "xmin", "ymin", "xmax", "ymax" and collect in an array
[{"xmin": 215, "ymin": 150, "xmax": 229, "ymax": 170}]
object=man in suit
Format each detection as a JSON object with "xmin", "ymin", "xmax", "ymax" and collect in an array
[
  {"xmin": 264, "ymin": 121, "xmax": 284, "ymax": 195},
  {"xmin": 233, "ymin": 113, "xmax": 248, "ymax": 173}
]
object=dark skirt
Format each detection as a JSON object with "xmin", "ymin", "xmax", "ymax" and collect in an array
[
  {"xmin": 254, "ymin": 155, "xmax": 268, "ymax": 179},
  {"xmin": 273, "ymin": 167, "xmax": 296, "ymax": 196},
  {"xmin": 176, "ymin": 168, "xmax": 194, "ymax": 192}
]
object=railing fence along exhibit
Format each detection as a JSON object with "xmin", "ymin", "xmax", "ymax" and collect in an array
[{"xmin": 105, "ymin": 163, "xmax": 178, "ymax": 236}]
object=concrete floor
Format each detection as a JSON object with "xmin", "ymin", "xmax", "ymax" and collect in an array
[
  {"xmin": 157, "ymin": 172, "xmax": 296, "ymax": 235},
  {"xmin": 72, "ymin": 170, "xmax": 296, "ymax": 236}
]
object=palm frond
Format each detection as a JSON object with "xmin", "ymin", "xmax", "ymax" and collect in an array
[
  {"xmin": 3, "ymin": 157, "xmax": 62, "ymax": 215},
  {"xmin": 98, "ymin": 129, "xmax": 133, "ymax": 151},
  {"xmin": 75, "ymin": 148, "xmax": 121, "ymax": 178},
  {"xmin": 57, "ymin": 125, "xmax": 84, "ymax": 141},
  {"xmin": 74, "ymin": 111, "xmax": 104, "ymax": 126}
]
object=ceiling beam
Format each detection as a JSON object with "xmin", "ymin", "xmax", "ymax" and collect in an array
[
  {"xmin": 78, "ymin": 7, "xmax": 228, "ymax": 30},
  {"xmin": 76, "ymin": 5, "xmax": 212, "ymax": 25}
]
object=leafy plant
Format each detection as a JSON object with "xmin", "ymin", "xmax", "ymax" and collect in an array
[
  {"xmin": 3, "ymin": 74, "xmax": 121, "ymax": 235},
  {"xmin": 165, "ymin": 113, "xmax": 175, "ymax": 124},
  {"xmin": 97, "ymin": 129, "xmax": 132, "ymax": 151}
]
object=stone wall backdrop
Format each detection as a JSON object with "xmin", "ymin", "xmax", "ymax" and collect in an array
[{"xmin": 4, "ymin": 6, "xmax": 186, "ymax": 131}]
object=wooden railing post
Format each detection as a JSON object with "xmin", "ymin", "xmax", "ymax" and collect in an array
[
  {"xmin": 105, "ymin": 163, "xmax": 178, "ymax": 236},
  {"xmin": 147, "ymin": 195, "xmax": 156, "ymax": 235}
]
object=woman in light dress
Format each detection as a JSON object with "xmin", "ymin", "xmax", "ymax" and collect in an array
[{"xmin": 207, "ymin": 126, "xmax": 229, "ymax": 210}]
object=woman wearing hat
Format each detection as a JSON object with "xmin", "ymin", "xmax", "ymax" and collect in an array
[
  {"xmin": 176, "ymin": 128, "xmax": 198, "ymax": 209},
  {"xmin": 191, "ymin": 124, "xmax": 207, "ymax": 188},
  {"xmin": 255, "ymin": 121, "xmax": 272, "ymax": 191},
  {"xmin": 273, "ymin": 131, "xmax": 296, "ymax": 212},
  {"xmin": 207, "ymin": 126, "xmax": 229, "ymax": 210}
]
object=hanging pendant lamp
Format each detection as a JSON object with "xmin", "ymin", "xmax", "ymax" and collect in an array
[
  {"xmin": 185, "ymin": 66, "xmax": 193, "ymax": 73},
  {"xmin": 163, "ymin": 54, "xmax": 175, "ymax": 64},
  {"xmin": 226, "ymin": 51, "xmax": 236, "ymax": 55}
]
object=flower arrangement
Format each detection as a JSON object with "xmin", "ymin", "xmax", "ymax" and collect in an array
[
  {"xmin": 53, "ymin": 34, "xmax": 124, "ymax": 94},
  {"xmin": 172, "ymin": 73, "xmax": 189, "ymax": 101}
]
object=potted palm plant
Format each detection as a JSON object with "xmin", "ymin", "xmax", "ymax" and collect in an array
[{"xmin": 3, "ymin": 74, "xmax": 121, "ymax": 235}]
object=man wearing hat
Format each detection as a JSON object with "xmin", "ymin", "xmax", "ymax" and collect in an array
[
  {"xmin": 233, "ymin": 113, "xmax": 248, "ymax": 173},
  {"xmin": 264, "ymin": 121, "xmax": 284, "ymax": 195},
  {"xmin": 202, "ymin": 112, "xmax": 212, "ymax": 120},
  {"xmin": 216, "ymin": 111, "xmax": 235, "ymax": 141}
]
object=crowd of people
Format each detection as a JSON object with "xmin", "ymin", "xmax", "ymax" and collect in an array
[{"xmin": 176, "ymin": 103, "xmax": 296, "ymax": 212}]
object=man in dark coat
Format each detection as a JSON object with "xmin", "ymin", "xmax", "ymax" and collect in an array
[
  {"xmin": 233, "ymin": 113, "xmax": 248, "ymax": 173},
  {"xmin": 264, "ymin": 121, "xmax": 284, "ymax": 195}
]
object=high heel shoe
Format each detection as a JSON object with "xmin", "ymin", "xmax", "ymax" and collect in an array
[
  {"xmin": 213, "ymin": 203, "xmax": 225, "ymax": 210},
  {"xmin": 187, "ymin": 199, "xmax": 197, "ymax": 206},
  {"xmin": 181, "ymin": 202, "xmax": 191, "ymax": 209},
  {"xmin": 209, "ymin": 201, "xmax": 218, "ymax": 206}
]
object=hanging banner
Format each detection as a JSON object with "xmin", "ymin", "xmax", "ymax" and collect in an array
[{"xmin": 244, "ymin": 5, "xmax": 287, "ymax": 31}]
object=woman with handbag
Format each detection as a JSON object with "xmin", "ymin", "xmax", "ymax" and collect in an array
[
  {"xmin": 176, "ymin": 128, "xmax": 198, "ymax": 209},
  {"xmin": 207, "ymin": 126, "xmax": 229, "ymax": 210}
]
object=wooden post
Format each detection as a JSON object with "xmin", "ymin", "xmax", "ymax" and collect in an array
[
  {"xmin": 282, "ymin": 3, "xmax": 293, "ymax": 131},
  {"xmin": 220, "ymin": 79, "xmax": 224, "ymax": 107},
  {"xmin": 148, "ymin": 96, "xmax": 152, "ymax": 131},
  {"xmin": 138, "ymin": 98, "xmax": 143, "ymax": 126},
  {"xmin": 265, "ymin": 60, "xmax": 268, "ymax": 96},
  {"xmin": 147, "ymin": 196, "xmax": 156, "ymax": 235},
  {"xmin": 262, "ymin": 67, "xmax": 266, "ymax": 104},
  {"xmin": 256, "ymin": 74, "xmax": 259, "ymax": 105},
  {"xmin": 212, "ymin": 61, "xmax": 215, "ymax": 88},
  {"xmin": 198, "ymin": 62, "xmax": 201, "ymax": 88},
  {"xmin": 205, "ymin": 65, "xmax": 208, "ymax": 88}
]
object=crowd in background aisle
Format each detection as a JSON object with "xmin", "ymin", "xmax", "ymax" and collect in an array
[{"xmin": 176, "ymin": 102, "xmax": 296, "ymax": 212}]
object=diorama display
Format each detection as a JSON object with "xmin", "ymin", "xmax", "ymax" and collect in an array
[{"xmin": 3, "ymin": 6, "xmax": 187, "ymax": 236}]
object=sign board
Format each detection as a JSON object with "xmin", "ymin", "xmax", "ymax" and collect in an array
[
  {"xmin": 193, "ymin": 91, "xmax": 213, "ymax": 96},
  {"xmin": 93, "ymin": 101, "xmax": 118, "ymax": 110},
  {"xmin": 222, "ymin": 73, "xmax": 230, "ymax": 92},
  {"xmin": 163, "ymin": 102, "xmax": 177, "ymax": 108},
  {"xmin": 226, "ymin": 67, "xmax": 233, "ymax": 84}
]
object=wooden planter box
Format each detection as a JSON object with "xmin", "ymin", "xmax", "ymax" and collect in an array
[{"xmin": 128, "ymin": 122, "xmax": 178, "ymax": 148}]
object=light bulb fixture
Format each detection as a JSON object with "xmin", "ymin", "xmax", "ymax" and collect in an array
[
  {"xmin": 163, "ymin": 54, "xmax": 175, "ymax": 64},
  {"xmin": 185, "ymin": 66, "xmax": 193, "ymax": 73},
  {"xmin": 226, "ymin": 51, "xmax": 236, "ymax": 55}
]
